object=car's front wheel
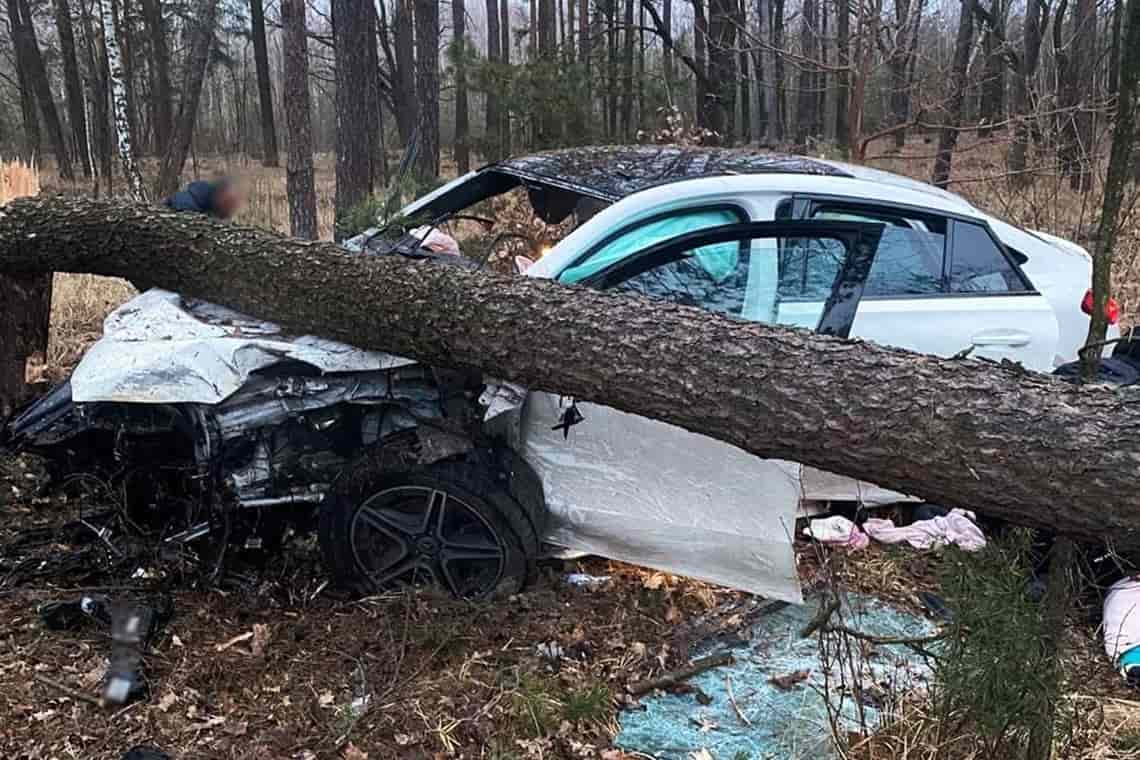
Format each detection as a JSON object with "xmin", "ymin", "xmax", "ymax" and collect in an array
[{"xmin": 319, "ymin": 456, "xmax": 537, "ymax": 598}]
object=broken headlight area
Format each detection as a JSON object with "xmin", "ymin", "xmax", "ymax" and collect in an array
[{"xmin": 4, "ymin": 362, "xmax": 491, "ymax": 577}]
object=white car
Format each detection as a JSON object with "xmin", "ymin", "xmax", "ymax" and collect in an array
[{"xmin": 8, "ymin": 146, "xmax": 1116, "ymax": 604}]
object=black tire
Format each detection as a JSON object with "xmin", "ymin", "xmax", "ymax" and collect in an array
[{"xmin": 319, "ymin": 452, "xmax": 539, "ymax": 599}]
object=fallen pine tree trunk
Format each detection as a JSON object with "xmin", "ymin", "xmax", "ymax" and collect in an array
[{"xmin": 0, "ymin": 195, "xmax": 1136, "ymax": 542}]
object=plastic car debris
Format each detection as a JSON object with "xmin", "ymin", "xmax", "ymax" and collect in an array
[
  {"xmin": 39, "ymin": 595, "xmax": 111, "ymax": 630},
  {"xmin": 1104, "ymin": 576, "xmax": 1140, "ymax": 686},
  {"xmin": 104, "ymin": 601, "xmax": 156, "ymax": 704}
]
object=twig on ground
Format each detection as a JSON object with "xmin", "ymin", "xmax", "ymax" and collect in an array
[
  {"xmin": 725, "ymin": 674, "xmax": 751, "ymax": 726},
  {"xmin": 33, "ymin": 673, "xmax": 102, "ymax": 707},
  {"xmin": 626, "ymin": 651, "xmax": 734, "ymax": 697}
]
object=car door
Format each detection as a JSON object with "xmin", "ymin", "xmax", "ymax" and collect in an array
[
  {"xmin": 782, "ymin": 198, "xmax": 1060, "ymax": 372},
  {"xmin": 517, "ymin": 220, "xmax": 885, "ymax": 603}
]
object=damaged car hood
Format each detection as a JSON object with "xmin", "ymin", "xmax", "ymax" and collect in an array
[{"xmin": 71, "ymin": 289, "xmax": 416, "ymax": 404}]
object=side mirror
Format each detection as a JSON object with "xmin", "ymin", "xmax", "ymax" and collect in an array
[{"xmin": 514, "ymin": 255, "xmax": 536, "ymax": 274}]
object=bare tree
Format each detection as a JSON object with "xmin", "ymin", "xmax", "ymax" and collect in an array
[
  {"xmin": 281, "ymin": 0, "xmax": 318, "ymax": 239},
  {"xmin": 413, "ymin": 0, "xmax": 440, "ymax": 177},
  {"xmin": 1007, "ymin": 0, "xmax": 1044, "ymax": 182},
  {"xmin": 453, "ymin": 0, "xmax": 470, "ymax": 171},
  {"xmin": 53, "ymin": 0, "xmax": 93, "ymax": 176},
  {"xmin": 1081, "ymin": 0, "xmax": 1140, "ymax": 378},
  {"xmin": 155, "ymin": 0, "xmax": 220, "ymax": 198},
  {"xmin": 139, "ymin": 0, "xmax": 172, "ymax": 152},
  {"xmin": 9, "ymin": 0, "xmax": 75, "ymax": 180},
  {"xmin": 333, "ymin": 0, "xmax": 372, "ymax": 233},
  {"xmin": 484, "ymin": 0, "xmax": 503, "ymax": 159},
  {"xmin": 250, "ymin": 0, "xmax": 280, "ymax": 166},
  {"xmin": 101, "ymin": 0, "xmax": 147, "ymax": 200},
  {"xmin": 931, "ymin": 0, "xmax": 976, "ymax": 188}
]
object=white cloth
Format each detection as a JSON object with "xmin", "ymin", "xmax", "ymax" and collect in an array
[
  {"xmin": 803, "ymin": 516, "xmax": 870, "ymax": 550},
  {"xmin": 862, "ymin": 509, "xmax": 986, "ymax": 552},
  {"xmin": 1104, "ymin": 576, "xmax": 1140, "ymax": 661}
]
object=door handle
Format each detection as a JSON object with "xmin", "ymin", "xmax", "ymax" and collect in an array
[{"xmin": 972, "ymin": 329, "xmax": 1032, "ymax": 347}]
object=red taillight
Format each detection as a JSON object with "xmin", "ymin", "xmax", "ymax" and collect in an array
[{"xmin": 1082, "ymin": 289, "xmax": 1120, "ymax": 325}]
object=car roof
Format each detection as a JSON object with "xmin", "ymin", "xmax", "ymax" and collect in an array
[{"xmin": 490, "ymin": 145, "xmax": 852, "ymax": 202}]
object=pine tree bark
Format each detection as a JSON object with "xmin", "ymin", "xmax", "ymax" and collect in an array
[
  {"xmin": 931, "ymin": 0, "xmax": 975, "ymax": 188},
  {"xmin": 250, "ymin": 0, "xmax": 280, "ymax": 166},
  {"xmin": 771, "ymin": 0, "xmax": 786, "ymax": 140},
  {"xmin": 363, "ymin": 0, "xmax": 387, "ymax": 190},
  {"xmin": 484, "ymin": 0, "xmax": 502, "ymax": 160},
  {"xmin": 139, "ymin": 0, "xmax": 172, "ymax": 154},
  {"xmin": 834, "ymin": 0, "xmax": 850, "ymax": 151},
  {"xmin": 53, "ymin": 0, "xmax": 93, "ymax": 177},
  {"xmin": 82, "ymin": 0, "xmax": 114, "ymax": 193},
  {"xmin": 391, "ymin": 0, "xmax": 417, "ymax": 145},
  {"xmin": 8, "ymin": 0, "xmax": 41, "ymax": 165},
  {"xmin": 3, "ymin": 195, "xmax": 1140, "ymax": 544},
  {"xmin": 10, "ymin": 0, "xmax": 75, "ymax": 180},
  {"xmin": 616, "ymin": 0, "xmax": 633, "ymax": 139},
  {"xmin": 155, "ymin": 0, "xmax": 219, "ymax": 198},
  {"xmin": 413, "ymin": 0, "xmax": 440, "ymax": 177},
  {"xmin": 707, "ymin": 0, "xmax": 737, "ymax": 143},
  {"xmin": 794, "ymin": 0, "xmax": 817, "ymax": 147},
  {"xmin": 452, "ymin": 0, "xmax": 470, "ymax": 171},
  {"xmin": 1007, "ymin": 0, "xmax": 1042, "ymax": 183},
  {"xmin": 333, "ymin": 0, "xmax": 372, "ymax": 235},
  {"xmin": 281, "ymin": 0, "xmax": 318, "ymax": 240}
]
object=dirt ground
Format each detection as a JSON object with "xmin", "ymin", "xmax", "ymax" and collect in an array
[
  {"xmin": 3, "ymin": 448, "xmax": 1138, "ymax": 760},
  {"xmin": 0, "ymin": 452, "xmax": 787, "ymax": 760}
]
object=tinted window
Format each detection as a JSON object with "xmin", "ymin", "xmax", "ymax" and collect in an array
[
  {"xmin": 610, "ymin": 233, "xmax": 861, "ymax": 331},
  {"xmin": 812, "ymin": 207, "xmax": 946, "ymax": 296},
  {"xmin": 559, "ymin": 207, "xmax": 744, "ymax": 284},
  {"xmin": 949, "ymin": 222, "xmax": 1024, "ymax": 293}
]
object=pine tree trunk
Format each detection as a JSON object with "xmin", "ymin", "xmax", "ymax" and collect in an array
[
  {"xmin": 771, "ymin": 0, "xmax": 785, "ymax": 140},
  {"xmin": 250, "ymin": 0, "xmax": 279, "ymax": 167},
  {"xmin": 485, "ymin": 0, "xmax": 502, "ymax": 160},
  {"xmin": 155, "ymin": 0, "xmax": 219, "ymax": 198},
  {"xmin": 931, "ymin": 0, "xmax": 975, "ymax": 188},
  {"xmin": 82, "ymin": 0, "xmax": 114, "ymax": 193},
  {"xmin": 9, "ymin": 0, "xmax": 41, "ymax": 165},
  {"xmin": 281, "ymin": 0, "xmax": 318, "ymax": 240},
  {"xmin": 139, "ymin": 0, "xmax": 172, "ymax": 154},
  {"xmin": 693, "ymin": 0, "xmax": 708, "ymax": 128},
  {"xmin": 53, "ymin": 0, "xmax": 93, "ymax": 177},
  {"xmin": 794, "ymin": 0, "xmax": 817, "ymax": 147},
  {"xmin": 453, "ymin": 0, "xmax": 470, "ymax": 171},
  {"xmin": 5, "ymin": 195, "xmax": 1140, "ymax": 543},
  {"xmin": 412, "ymin": 0, "xmax": 440, "ymax": 177},
  {"xmin": 1068, "ymin": 0, "xmax": 1095, "ymax": 191},
  {"xmin": 10, "ymin": 0, "xmax": 75, "ymax": 180},
  {"xmin": 1007, "ymin": 0, "xmax": 1041, "ymax": 183},
  {"xmin": 101, "ymin": 0, "xmax": 147, "ymax": 200},
  {"xmin": 364, "ymin": 0, "xmax": 386, "ymax": 189},
  {"xmin": 393, "ymin": 0, "xmax": 417, "ymax": 145},
  {"xmin": 619, "ymin": 0, "xmax": 634, "ymax": 139},
  {"xmin": 737, "ymin": 0, "xmax": 751, "ymax": 144},
  {"xmin": 500, "ymin": 0, "xmax": 511, "ymax": 152},
  {"xmin": 834, "ymin": 0, "xmax": 849, "ymax": 151},
  {"xmin": 333, "ymin": 0, "xmax": 372, "ymax": 235}
]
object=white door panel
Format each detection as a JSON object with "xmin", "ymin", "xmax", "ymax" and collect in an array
[{"xmin": 849, "ymin": 295, "xmax": 1060, "ymax": 371}]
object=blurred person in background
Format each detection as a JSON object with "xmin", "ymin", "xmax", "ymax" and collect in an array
[{"xmin": 164, "ymin": 178, "xmax": 244, "ymax": 220}]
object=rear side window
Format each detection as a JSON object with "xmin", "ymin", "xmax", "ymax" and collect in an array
[
  {"xmin": 810, "ymin": 206, "xmax": 946, "ymax": 297},
  {"xmin": 949, "ymin": 222, "xmax": 1027, "ymax": 293},
  {"xmin": 559, "ymin": 207, "xmax": 745, "ymax": 285}
]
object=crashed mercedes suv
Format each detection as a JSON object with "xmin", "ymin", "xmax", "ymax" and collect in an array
[{"xmin": 5, "ymin": 146, "xmax": 1112, "ymax": 604}]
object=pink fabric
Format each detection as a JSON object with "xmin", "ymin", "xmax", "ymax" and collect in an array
[
  {"xmin": 409, "ymin": 226, "xmax": 461, "ymax": 255},
  {"xmin": 862, "ymin": 509, "xmax": 986, "ymax": 552},
  {"xmin": 804, "ymin": 516, "xmax": 870, "ymax": 551}
]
